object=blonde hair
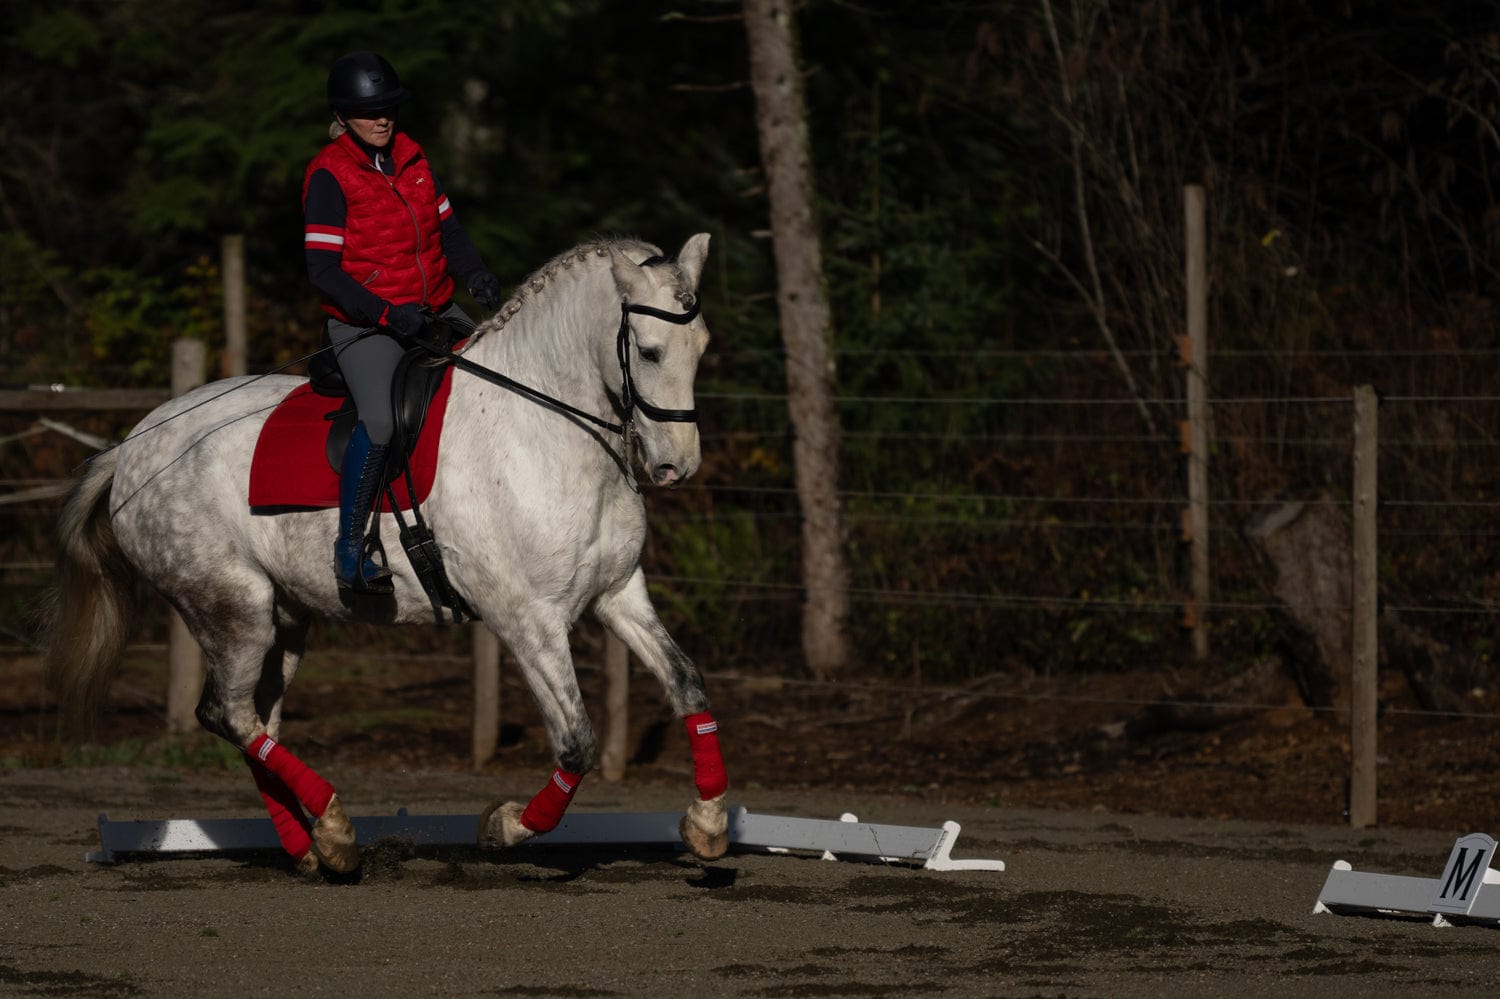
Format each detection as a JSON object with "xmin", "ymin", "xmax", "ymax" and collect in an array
[{"xmin": 328, "ymin": 118, "xmax": 347, "ymax": 140}]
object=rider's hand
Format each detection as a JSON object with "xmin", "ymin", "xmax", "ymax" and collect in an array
[
  {"xmin": 468, "ymin": 271, "xmax": 502, "ymax": 312},
  {"xmin": 381, "ymin": 302, "xmax": 425, "ymax": 339}
]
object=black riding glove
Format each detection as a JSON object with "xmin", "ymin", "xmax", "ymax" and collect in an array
[
  {"xmin": 468, "ymin": 271, "xmax": 502, "ymax": 312},
  {"xmin": 381, "ymin": 302, "xmax": 425, "ymax": 339}
]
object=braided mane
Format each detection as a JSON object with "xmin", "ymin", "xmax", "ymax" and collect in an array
[{"xmin": 468, "ymin": 237, "xmax": 664, "ymax": 344}]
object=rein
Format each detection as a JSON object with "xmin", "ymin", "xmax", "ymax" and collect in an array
[{"xmin": 407, "ymin": 297, "xmax": 702, "ymax": 438}]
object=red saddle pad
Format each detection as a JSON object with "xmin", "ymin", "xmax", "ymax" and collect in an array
[{"xmin": 248, "ymin": 372, "xmax": 455, "ymax": 512}]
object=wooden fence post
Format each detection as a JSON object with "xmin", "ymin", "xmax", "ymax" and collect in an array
[
  {"xmin": 1350, "ymin": 384, "xmax": 1379, "ymax": 827},
  {"xmin": 472, "ymin": 623, "xmax": 501, "ymax": 770},
  {"xmin": 1182, "ymin": 184, "xmax": 1211, "ymax": 660},
  {"xmin": 600, "ymin": 631, "xmax": 629, "ymax": 780},
  {"xmin": 221, "ymin": 234, "xmax": 247, "ymax": 378},
  {"xmin": 165, "ymin": 339, "xmax": 206, "ymax": 733}
]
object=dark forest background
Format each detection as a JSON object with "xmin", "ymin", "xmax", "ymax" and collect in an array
[{"xmin": 6, "ymin": 0, "xmax": 1500, "ymax": 692}]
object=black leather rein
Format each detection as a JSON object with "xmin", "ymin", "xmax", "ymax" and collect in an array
[{"xmin": 404, "ymin": 297, "xmax": 702, "ymax": 438}]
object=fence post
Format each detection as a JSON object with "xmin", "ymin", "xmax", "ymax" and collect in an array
[
  {"xmin": 1350, "ymin": 384, "xmax": 1379, "ymax": 827},
  {"xmin": 1181, "ymin": 184, "xmax": 1211, "ymax": 660},
  {"xmin": 472, "ymin": 624, "xmax": 501, "ymax": 770},
  {"xmin": 165, "ymin": 339, "xmax": 207, "ymax": 733},
  {"xmin": 221, "ymin": 234, "xmax": 247, "ymax": 378},
  {"xmin": 600, "ymin": 631, "xmax": 629, "ymax": 780}
]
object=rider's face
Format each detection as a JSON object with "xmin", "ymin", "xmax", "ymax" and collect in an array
[{"xmin": 344, "ymin": 108, "xmax": 396, "ymax": 148}]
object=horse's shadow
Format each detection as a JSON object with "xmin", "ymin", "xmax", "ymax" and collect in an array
[
  {"xmin": 410, "ymin": 842, "xmax": 739, "ymax": 889},
  {"xmin": 105, "ymin": 840, "xmax": 740, "ymax": 891}
]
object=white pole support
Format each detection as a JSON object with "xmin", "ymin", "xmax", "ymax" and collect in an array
[{"xmin": 1315, "ymin": 832, "xmax": 1500, "ymax": 926}]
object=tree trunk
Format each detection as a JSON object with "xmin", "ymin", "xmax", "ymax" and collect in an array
[
  {"xmin": 1248, "ymin": 499, "xmax": 1352, "ymax": 710},
  {"xmin": 743, "ymin": 0, "xmax": 850, "ymax": 678}
]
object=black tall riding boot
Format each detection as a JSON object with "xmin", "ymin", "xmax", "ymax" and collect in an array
[{"xmin": 334, "ymin": 421, "xmax": 394, "ymax": 593}]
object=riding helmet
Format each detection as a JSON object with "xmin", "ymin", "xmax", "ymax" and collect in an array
[{"xmin": 327, "ymin": 51, "xmax": 412, "ymax": 114}]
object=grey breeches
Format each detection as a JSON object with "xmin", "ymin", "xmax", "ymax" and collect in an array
[{"xmin": 327, "ymin": 302, "xmax": 474, "ymax": 445}]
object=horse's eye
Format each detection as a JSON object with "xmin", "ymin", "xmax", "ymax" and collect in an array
[{"xmin": 638, "ymin": 346, "xmax": 663, "ymax": 364}]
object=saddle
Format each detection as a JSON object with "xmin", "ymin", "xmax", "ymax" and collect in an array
[
  {"xmin": 247, "ymin": 314, "xmax": 473, "ymax": 624},
  {"xmin": 323, "ymin": 314, "xmax": 473, "ymax": 624},
  {"xmin": 309, "ymin": 316, "xmax": 470, "ymax": 476}
]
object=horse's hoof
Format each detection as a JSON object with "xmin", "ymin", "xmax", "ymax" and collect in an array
[
  {"xmin": 680, "ymin": 794, "xmax": 729, "ymax": 861},
  {"xmin": 311, "ymin": 793, "xmax": 361, "ymax": 873},
  {"xmin": 477, "ymin": 801, "xmax": 534, "ymax": 850},
  {"xmin": 294, "ymin": 849, "xmax": 321, "ymax": 878}
]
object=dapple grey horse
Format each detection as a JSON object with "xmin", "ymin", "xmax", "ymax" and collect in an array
[{"xmin": 43, "ymin": 235, "xmax": 730, "ymax": 874}]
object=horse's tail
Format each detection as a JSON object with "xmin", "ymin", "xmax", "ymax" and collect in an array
[{"xmin": 41, "ymin": 448, "xmax": 139, "ymax": 730}]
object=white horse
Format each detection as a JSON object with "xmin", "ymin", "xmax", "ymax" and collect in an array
[{"xmin": 43, "ymin": 235, "xmax": 730, "ymax": 875}]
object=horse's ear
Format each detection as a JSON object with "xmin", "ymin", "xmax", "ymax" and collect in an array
[
  {"xmin": 677, "ymin": 233, "xmax": 711, "ymax": 291},
  {"xmin": 610, "ymin": 249, "xmax": 654, "ymax": 303}
]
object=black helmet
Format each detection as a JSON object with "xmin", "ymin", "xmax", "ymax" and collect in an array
[{"xmin": 327, "ymin": 51, "xmax": 412, "ymax": 114}]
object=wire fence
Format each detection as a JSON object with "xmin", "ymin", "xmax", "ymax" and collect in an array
[{"xmin": 4, "ymin": 345, "xmax": 1500, "ymax": 739}]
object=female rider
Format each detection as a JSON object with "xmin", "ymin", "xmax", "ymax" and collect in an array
[{"xmin": 303, "ymin": 51, "xmax": 502, "ymax": 593}]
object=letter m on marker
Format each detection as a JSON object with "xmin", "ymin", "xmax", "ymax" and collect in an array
[
  {"xmin": 1430, "ymin": 833, "xmax": 1498, "ymax": 915},
  {"xmin": 1441, "ymin": 850, "xmax": 1483, "ymax": 901}
]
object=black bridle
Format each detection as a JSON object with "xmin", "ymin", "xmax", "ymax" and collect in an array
[
  {"xmin": 410, "ymin": 296, "xmax": 702, "ymax": 440},
  {"xmin": 615, "ymin": 298, "xmax": 701, "ymax": 425}
]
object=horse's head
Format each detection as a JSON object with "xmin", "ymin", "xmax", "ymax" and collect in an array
[{"xmin": 609, "ymin": 234, "xmax": 711, "ymax": 487}]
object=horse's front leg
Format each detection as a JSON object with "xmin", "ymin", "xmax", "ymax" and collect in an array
[
  {"xmin": 476, "ymin": 615, "xmax": 599, "ymax": 851},
  {"xmin": 593, "ymin": 570, "xmax": 729, "ymax": 861}
]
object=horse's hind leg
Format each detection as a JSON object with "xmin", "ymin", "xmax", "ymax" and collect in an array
[
  {"xmin": 206, "ymin": 612, "xmax": 312, "ymax": 873},
  {"xmin": 187, "ymin": 586, "xmax": 359, "ymax": 874},
  {"xmin": 475, "ymin": 614, "xmax": 598, "ymax": 851},
  {"xmin": 593, "ymin": 569, "xmax": 728, "ymax": 860}
]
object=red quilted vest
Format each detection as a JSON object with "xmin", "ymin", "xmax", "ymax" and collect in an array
[{"xmin": 302, "ymin": 131, "xmax": 455, "ymax": 320}]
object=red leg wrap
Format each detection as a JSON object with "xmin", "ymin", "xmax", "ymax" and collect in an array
[
  {"xmin": 246, "ymin": 755, "xmax": 312, "ymax": 860},
  {"xmin": 246, "ymin": 733, "xmax": 335, "ymax": 818},
  {"xmin": 519, "ymin": 768, "xmax": 583, "ymax": 834},
  {"xmin": 684, "ymin": 712, "xmax": 728, "ymax": 801}
]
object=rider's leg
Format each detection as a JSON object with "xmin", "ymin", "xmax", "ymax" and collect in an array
[
  {"xmin": 334, "ymin": 421, "xmax": 393, "ymax": 591},
  {"xmin": 328, "ymin": 319, "xmax": 405, "ymax": 446},
  {"xmin": 327, "ymin": 321, "xmax": 405, "ymax": 591}
]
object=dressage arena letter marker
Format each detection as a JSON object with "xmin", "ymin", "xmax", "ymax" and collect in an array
[
  {"xmin": 85, "ymin": 806, "xmax": 1004, "ymax": 872},
  {"xmin": 1314, "ymin": 832, "xmax": 1500, "ymax": 927}
]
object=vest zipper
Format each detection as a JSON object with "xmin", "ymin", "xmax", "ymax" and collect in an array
[
  {"xmin": 367, "ymin": 155, "xmax": 430, "ymax": 307},
  {"xmin": 391, "ymin": 179, "xmax": 430, "ymax": 307}
]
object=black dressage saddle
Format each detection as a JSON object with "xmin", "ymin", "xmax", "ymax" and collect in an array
[
  {"xmin": 307, "ymin": 315, "xmax": 470, "ymax": 475},
  {"xmin": 306, "ymin": 313, "xmax": 475, "ymax": 624}
]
